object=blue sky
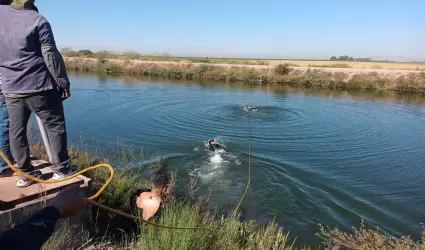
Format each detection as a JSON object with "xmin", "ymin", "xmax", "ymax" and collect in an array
[{"xmin": 38, "ymin": 0, "xmax": 424, "ymax": 61}]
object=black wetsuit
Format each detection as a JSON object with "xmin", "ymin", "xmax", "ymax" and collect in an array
[{"xmin": 209, "ymin": 143, "xmax": 224, "ymax": 152}]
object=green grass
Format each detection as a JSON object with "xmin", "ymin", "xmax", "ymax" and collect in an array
[
  {"xmin": 42, "ymin": 220, "xmax": 91, "ymax": 250},
  {"xmin": 139, "ymin": 199, "xmax": 298, "ymax": 250},
  {"xmin": 64, "ymin": 58, "xmax": 425, "ymax": 94}
]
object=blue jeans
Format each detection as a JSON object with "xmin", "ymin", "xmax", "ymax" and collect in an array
[{"xmin": 0, "ymin": 91, "xmax": 13, "ymax": 174}]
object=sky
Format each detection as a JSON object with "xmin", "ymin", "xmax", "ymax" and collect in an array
[{"xmin": 37, "ymin": 0, "xmax": 425, "ymax": 61}]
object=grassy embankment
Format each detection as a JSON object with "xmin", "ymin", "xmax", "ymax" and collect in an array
[
  {"xmin": 63, "ymin": 50, "xmax": 425, "ymax": 70},
  {"xmin": 64, "ymin": 56, "xmax": 425, "ymax": 94},
  {"xmin": 25, "ymin": 142, "xmax": 425, "ymax": 250}
]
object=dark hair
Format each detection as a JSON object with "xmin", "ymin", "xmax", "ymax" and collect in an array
[
  {"xmin": 209, "ymin": 139, "xmax": 215, "ymax": 144},
  {"xmin": 129, "ymin": 170, "xmax": 171, "ymax": 212},
  {"xmin": 23, "ymin": 2, "xmax": 38, "ymax": 12},
  {"xmin": 152, "ymin": 172, "xmax": 170, "ymax": 188}
]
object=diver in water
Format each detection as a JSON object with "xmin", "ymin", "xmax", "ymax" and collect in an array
[
  {"xmin": 241, "ymin": 102, "xmax": 259, "ymax": 112},
  {"xmin": 208, "ymin": 139, "xmax": 225, "ymax": 152},
  {"xmin": 246, "ymin": 105, "xmax": 258, "ymax": 112}
]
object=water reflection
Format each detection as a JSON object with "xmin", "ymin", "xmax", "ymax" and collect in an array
[{"xmin": 71, "ymin": 72, "xmax": 425, "ymax": 105}]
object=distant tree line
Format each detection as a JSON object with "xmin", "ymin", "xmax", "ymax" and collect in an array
[
  {"xmin": 330, "ymin": 55, "xmax": 373, "ymax": 62},
  {"xmin": 60, "ymin": 48, "xmax": 174, "ymax": 60}
]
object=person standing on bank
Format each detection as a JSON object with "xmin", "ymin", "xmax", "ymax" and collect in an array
[{"xmin": 0, "ymin": 0, "xmax": 76, "ymax": 187}]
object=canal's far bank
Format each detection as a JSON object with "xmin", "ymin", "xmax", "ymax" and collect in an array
[
  {"xmin": 64, "ymin": 57, "xmax": 425, "ymax": 95},
  {"xmin": 70, "ymin": 71, "xmax": 425, "ymax": 106}
]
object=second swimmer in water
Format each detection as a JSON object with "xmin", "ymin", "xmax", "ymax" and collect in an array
[{"xmin": 208, "ymin": 139, "xmax": 225, "ymax": 152}]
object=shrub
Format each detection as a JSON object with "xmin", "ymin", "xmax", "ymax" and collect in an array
[
  {"xmin": 78, "ymin": 50, "xmax": 94, "ymax": 57},
  {"xmin": 274, "ymin": 64, "xmax": 292, "ymax": 75},
  {"xmin": 318, "ymin": 221, "xmax": 425, "ymax": 250}
]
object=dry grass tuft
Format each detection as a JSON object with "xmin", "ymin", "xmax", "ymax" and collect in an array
[{"xmin": 318, "ymin": 221, "xmax": 425, "ymax": 250}]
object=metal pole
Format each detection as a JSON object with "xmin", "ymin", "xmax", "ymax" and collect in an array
[{"xmin": 35, "ymin": 115, "xmax": 53, "ymax": 163}]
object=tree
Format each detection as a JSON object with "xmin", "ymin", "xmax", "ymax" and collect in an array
[
  {"xmin": 60, "ymin": 47, "xmax": 72, "ymax": 54},
  {"xmin": 274, "ymin": 64, "xmax": 292, "ymax": 75},
  {"xmin": 330, "ymin": 56, "xmax": 337, "ymax": 60},
  {"xmin": 78, "ymin": 50, "xmax": 94, "ymax": 56}
]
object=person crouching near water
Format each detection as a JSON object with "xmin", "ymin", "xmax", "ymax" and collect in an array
[
  {"xmin": 208, "ymin": 139, "xmax": 225, "ymax": 152},
  {"xmin": 134, "ymin": 172, "xmax": 171, "ymax": 221}
]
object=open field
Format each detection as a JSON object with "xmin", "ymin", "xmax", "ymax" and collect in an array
[
  {"xmin": 263, "ymin": 59, "xmax": 425, "ymax": 70},
  {"xmin": 62, "ymin": 50, "xmax": 425, "ymax": 71},
  {"xmin": 100, "ymin": 59, "xmax": 423, "ymax": 74}
]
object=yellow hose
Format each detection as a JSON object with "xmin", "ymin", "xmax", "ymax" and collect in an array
[{"xmin": 0, "ymin": 149, "xmax": 209, "ymax": 231}]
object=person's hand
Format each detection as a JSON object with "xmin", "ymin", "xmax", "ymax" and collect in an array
[
  {"xmin": 61, "ymin": 88, "xmax": 70, "ymax": 101},
  {"xmin": 48, "ymin": 185, "xmax": 87, "ymax": 218}
]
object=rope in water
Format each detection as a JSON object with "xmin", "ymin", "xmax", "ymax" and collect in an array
[
  {"xmin": 0, "ymin": 149, "xmax": 209, "ymax": 231},
  {"xmin": 233, "ymin": 115, "xmax": 252, "ymax": 215}
]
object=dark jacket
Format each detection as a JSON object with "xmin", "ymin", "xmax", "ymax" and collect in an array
[
  {"xmin": 0, "ymin": 206, "xmax": 60, "ymax": 250},
  {"xmin": 0, "ymin": 5, "xmax": 69, "ymax": 95}
]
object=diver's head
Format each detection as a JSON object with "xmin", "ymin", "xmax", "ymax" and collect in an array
[
  {"xmin": 152, "ymin": 172, "xmax": 170, "ymax": 195},
  {"xmin": 209, "ymin": 139, "xmax": 216, "ymax": 145},
  {"xmin": 247, "ymin": 105, "xmax": 258, "ymax": 111}
]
